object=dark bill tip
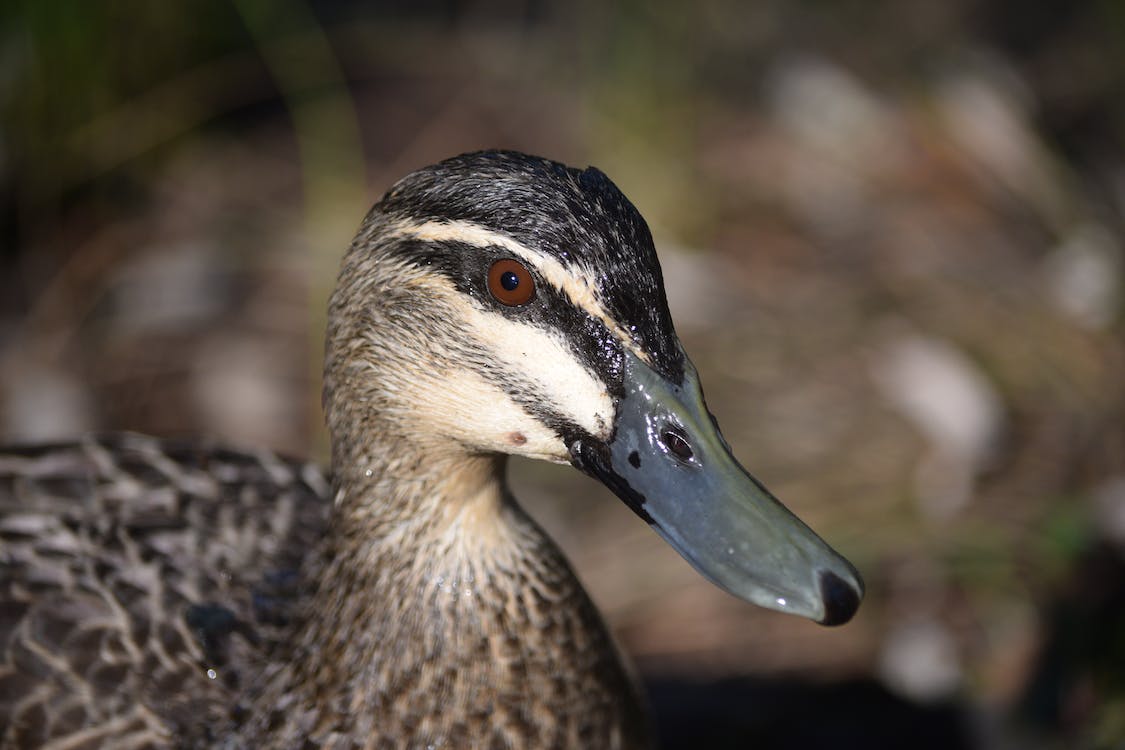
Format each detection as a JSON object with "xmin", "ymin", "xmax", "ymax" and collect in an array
[
  {"xmin": 818, "ymin": 569, "xmax": 862, "ymax": 626},
  {"xmin": 578, "ymin": 349, "xmax": 866, "ymax": 626}
]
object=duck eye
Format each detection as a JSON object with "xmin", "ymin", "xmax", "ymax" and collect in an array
[{"xmin": 488, "ymin": 259, "xmax": 535, "ymax": 306}]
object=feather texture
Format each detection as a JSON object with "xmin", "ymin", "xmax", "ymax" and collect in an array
[{"xmin": 1, "ymin": 434, "xmax": 329, "ymax": 748}]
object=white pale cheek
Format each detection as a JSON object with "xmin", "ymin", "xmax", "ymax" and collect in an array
[
  {"xmin": 404, "ymin": 369, "xmax": 570, "ymax": 461},
  {"xmin": 399, "ymin": 276, "xmax": 616, "ymax": 456},
  {"xmin": 461, "ymin": 306, "xmax": 614, "ymax": 440}
]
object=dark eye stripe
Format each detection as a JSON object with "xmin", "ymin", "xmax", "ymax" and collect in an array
[{"xmin": 387, "ymin": 237, "xmax": 630, "ymax": 399}]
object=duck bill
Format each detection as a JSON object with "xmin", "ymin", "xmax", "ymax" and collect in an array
[{"xmin": 570, "ymin": 350, "xmax": 863, "ymax": 626}]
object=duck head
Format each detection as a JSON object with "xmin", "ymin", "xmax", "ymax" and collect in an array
[{"xmin": 325, "ymin": 150, "xmax": 862, "ymax": 626}]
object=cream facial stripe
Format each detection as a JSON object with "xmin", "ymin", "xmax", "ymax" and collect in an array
[
  {"xmin": 394, "ymin": 219, "xmax": 653, "ymax": 366},
  {"xmin": 400, "ymin": 272, "xmax": 614, "ymax": 445}
]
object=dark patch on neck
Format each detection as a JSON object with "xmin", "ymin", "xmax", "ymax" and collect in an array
[{"xmin": 185, "ymin": 603, "xmax": 259, "ymax": 689}]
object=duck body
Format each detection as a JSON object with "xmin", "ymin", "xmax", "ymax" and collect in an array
[
  {"xmin": 0, "ymin": 436, "xmax": 330, "ymax": 748},
  {"xmin": 1, "ymin": 436, "xmax": 644, "ymax": 749},
  {"xmin": 1, "ymin": 151, "xmax": 862, "ymax": 749}
]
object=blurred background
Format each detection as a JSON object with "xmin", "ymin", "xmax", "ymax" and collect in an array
[{"xmin": 2, "ymin": 1, "xmax": 1123, "ymax": 747}]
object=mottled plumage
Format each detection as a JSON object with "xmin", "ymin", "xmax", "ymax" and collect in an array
[
  {"xmin": 1, "ymin": 151, "xmax": 861, "ymax": 749},
  {"xmin": 1, "ymin": 435, "xmax": 329, "ymax": 748}
]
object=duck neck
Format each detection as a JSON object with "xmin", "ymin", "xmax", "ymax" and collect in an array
[
  {"xmin": 329, "ymin": 433, "xmax": 507, "ymax": 544},
  {"xmin": 256, "ymin": 427, "xmax": 649, "ymax": 747}
]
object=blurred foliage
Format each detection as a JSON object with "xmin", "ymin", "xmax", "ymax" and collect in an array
[
  {"xmin": 4, "ymin": 0, "xmax": 1125, "ymax": 248},
  {"xmin": 3, "ymin": 2, "xmax": 248, "ymax": 201}
]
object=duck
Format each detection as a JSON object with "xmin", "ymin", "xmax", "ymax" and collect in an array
[{"xmin": 0, "ymin": 150, "xmax": 863, "ymax": 749}]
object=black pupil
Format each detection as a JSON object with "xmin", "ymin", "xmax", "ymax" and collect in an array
[{"xmin": 500, "ymin": 270, "xmax": 520, "ymax": 291}]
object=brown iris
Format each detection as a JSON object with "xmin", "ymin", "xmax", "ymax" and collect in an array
[{"xmin": 487, "ymin": 259, "xmax": 535, "ymax": 306}]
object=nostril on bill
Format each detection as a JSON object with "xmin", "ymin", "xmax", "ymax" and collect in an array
[
  {"xmin": 818, "ymin": 570, "xmax": 861, "ymax": 626},
  {"xmin": 660, "ymin": 427, "xmax": 694, "ymax": 461}
]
